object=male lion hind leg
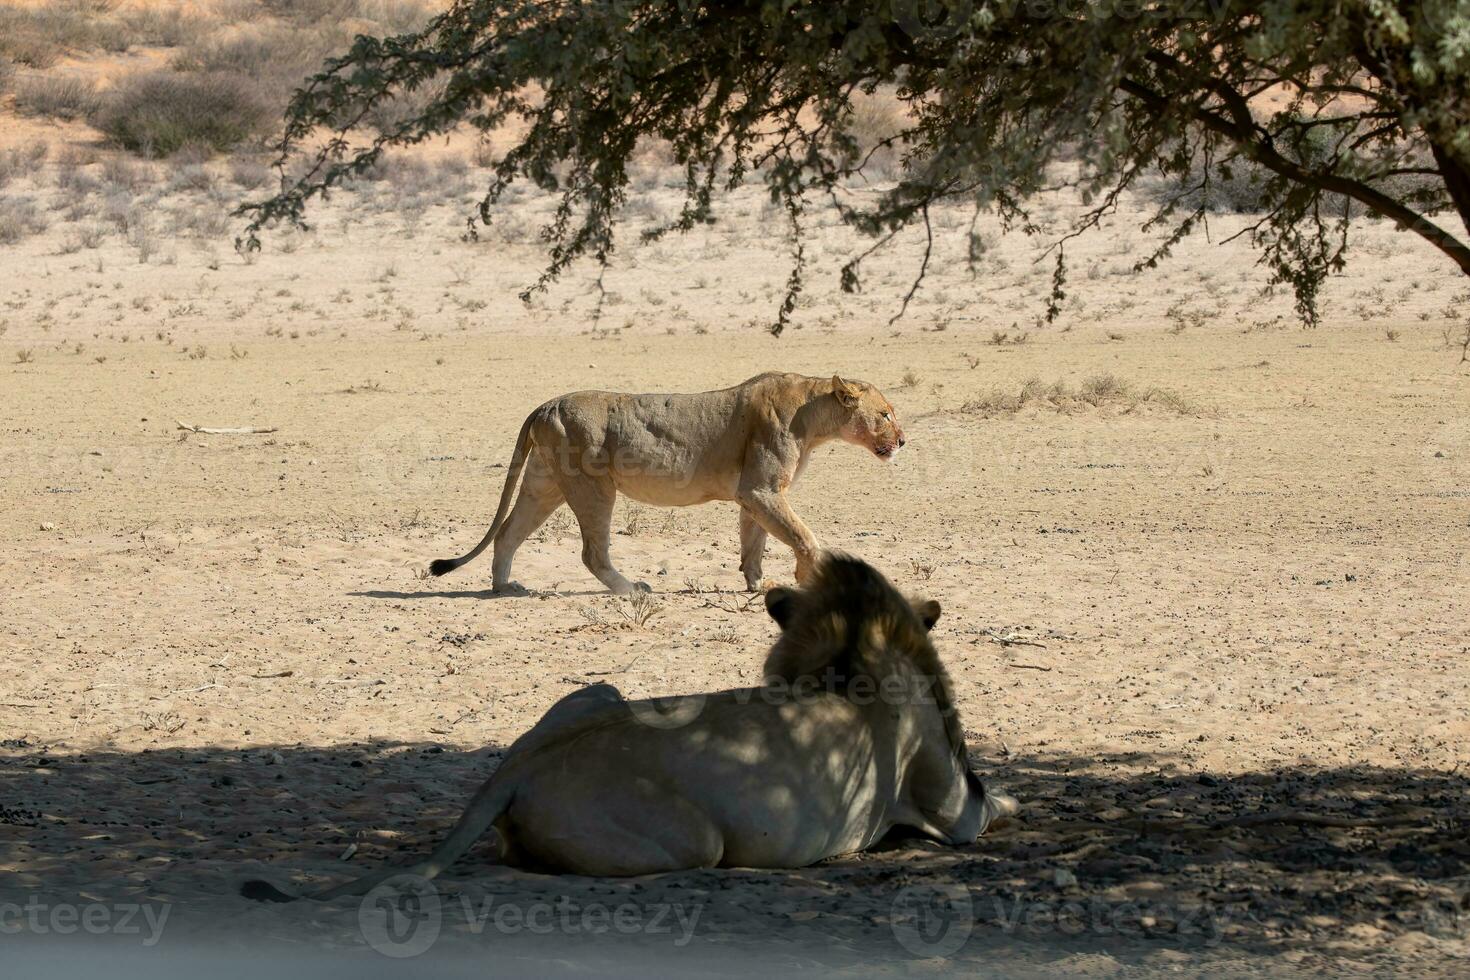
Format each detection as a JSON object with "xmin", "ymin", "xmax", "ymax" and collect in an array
[
  {"xmin": 508, "ymin": 779, "xmax": 724, "ymax": 876},
  {"xmin": 980, "ymin": 788, "xmax": 1021, "ymax": 835},
  {"xmin": 490, "ymin": 454, "xmax": 565, "ymax": 592},
  {"xmin": 560, "ymin": 477, "xmax": 649, "ymax": 595},
  {"xmin": 738, "ymin": 507, "xmax": 768, "ymax": 592}
]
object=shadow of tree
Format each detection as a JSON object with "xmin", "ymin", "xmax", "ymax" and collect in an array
[{"xmin": 1, "ymin": 740, "xmax": 1465, "ymax": 971}]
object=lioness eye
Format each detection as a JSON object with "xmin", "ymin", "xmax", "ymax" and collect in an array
[{"xmin": 882, "ymin": 412, "xmax": 891, "ymax": 421}]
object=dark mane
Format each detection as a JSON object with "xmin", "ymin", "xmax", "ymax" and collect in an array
[{"xmin": 762, "ymin": 553, "xmax": 967, "ymax": 763}]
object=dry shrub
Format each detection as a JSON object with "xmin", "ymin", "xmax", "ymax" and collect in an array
[
  {"xmin": 962, "ymin": 374, "xmax": 1199, "ymax": 417},
  {"xmin": 120, "ymin": 6, "xmax": 201, "ymax": 47},
  {"xmin": 93, "ymin": 71, "xmax": 273, "ymax": 157},
  {"xmin": 172, "ymin": 22, "xmax": 348, "ymax": 106},
  {"xmin": 229, "ymin": 156, "xmax": 274, "ymax": 190},
  {"xmin": 0, "ymin": 197, "xmax": 49, "ymax": 245},
  {"xmin": 261, "ymin": 0, "xmax": 435, "ymax": 33},
  {"xmin": 363, "ymin": 78, "xmax": 449, "ymax": 135},
  {"xmin": 54, "ymin": 150, "xmax": 102, "ymax": 196},
  {"xmin": 0, "ymin": 0, "xmax": 200, "ymax": 64},
  {"xmin": 99, "ymin": 156, "xmax": 154, "ymax": 192},
  {"xmin": 846, "ymin": 90, "xmax": 907, "ymax": 181},
  {"xmin": 0, "ymin": 3, "xmax": 87, "ymax": 67},
  {"xmin": 0, "ymin": 142, "xmax": 49, "ymax": 189},
  {"xmin": 14, "ymin": 75, "xmax": 101, "ymax": 121},
  {"xmin": 0, "ymin": 58, "xmax": 14, "ymax": 93}
]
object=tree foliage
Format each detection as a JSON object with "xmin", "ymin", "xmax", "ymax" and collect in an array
[{"xmin": 238, "ymin": 0, "xmax": 1470, "ymax": 331}]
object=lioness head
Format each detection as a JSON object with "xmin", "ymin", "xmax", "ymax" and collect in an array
[{"xmin": 831, "ymin": 375, "xmax": 906, "ymax": 461}]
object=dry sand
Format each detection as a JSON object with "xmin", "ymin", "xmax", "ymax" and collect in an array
[{"xmin": 3, "ymin": 65, "xmax": 1470, "ymax": 975}]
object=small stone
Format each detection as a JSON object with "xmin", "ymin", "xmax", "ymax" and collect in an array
[
  {"xmin": 1053, "ymin": 868, "xmax": 1078, "ymax": 888},
  {"xmin": 39, "ymin": 522, "xmax": 56, "ymax": 531}
]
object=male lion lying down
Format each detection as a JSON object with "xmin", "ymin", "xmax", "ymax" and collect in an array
[
  {"xmin": 428, "ymin": 372, "xmax": 906, "ymax": 593},
  {"xmin": 242, "ymin": 555, "xmax": 1016, "ymax": 899}
]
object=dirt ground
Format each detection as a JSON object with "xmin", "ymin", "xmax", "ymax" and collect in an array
[{"xmin": 4, "ymin": 59, "xmax": 1470, "ymax": 973}]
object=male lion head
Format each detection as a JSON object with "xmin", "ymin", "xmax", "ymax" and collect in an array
[{"xmin": 832, "ymin": 375, "xmax": 906, "ymax": 461}]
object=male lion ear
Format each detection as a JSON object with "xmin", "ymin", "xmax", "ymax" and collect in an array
[
  {"xmin": 916, "ymin": 599, "xmax": 941, "ymax": 631},
  {"xmin": 765, "ymin": 587, "xmax": 801, "ymax": 630},
  {"xmin": 832, "ymin": 375, "xmax": 861, "ymax": 409}
]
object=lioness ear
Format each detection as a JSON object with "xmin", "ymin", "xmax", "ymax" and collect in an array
[
  {"xmin": 832, "ymin": 375, "xmax": 860, "ymax": 409},
  {"xmin": 916, "ymin": 599, "xmax": 941, "ymax": 631},
  {"xmin": 765, "ymin": 587, "xmax": 801, "ymax": 630}
]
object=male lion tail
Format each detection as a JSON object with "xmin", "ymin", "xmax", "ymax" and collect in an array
[
  {"xmin": 239, "ymin": 777, "xmax": 517, "ymax": 903},
  {"xmin": 429, "ymin": 411, "xmax": 538, "ymax": 577}
]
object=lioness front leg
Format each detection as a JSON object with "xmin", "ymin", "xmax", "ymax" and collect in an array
[
  {"xmin": 737, "ymin": 489, "xmax": 820, "ymax": 584},
  {"xmin": 738, "ymin": 508, "xmax": 768, "ymax": 591}
]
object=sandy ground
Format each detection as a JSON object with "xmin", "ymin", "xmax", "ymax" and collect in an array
[{"xmin": 4, "ymin": 71, "xmax": 1470, "ymax": 973}]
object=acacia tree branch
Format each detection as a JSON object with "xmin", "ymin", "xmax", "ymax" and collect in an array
[{"xmin": 1118, "ymin": 74, "xmax": 1470, "ymax": 278}]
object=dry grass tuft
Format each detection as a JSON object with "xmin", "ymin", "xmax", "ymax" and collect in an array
[
  {"xmin": 962, "ymin": 374, "xmax": 1201, "ymax": 417},
  {"xmin": 617, "ymin": 591, "xmax": 663, "ymax": 628}
]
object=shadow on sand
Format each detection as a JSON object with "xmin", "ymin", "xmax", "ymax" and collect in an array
[{"xmin": 2, "ymin": 741, "xmax": 1464, "ymax": 972}]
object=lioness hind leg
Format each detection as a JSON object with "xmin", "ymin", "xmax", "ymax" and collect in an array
[
  {"xmin": 491, "ymin": 453, "xmax": 565, "ymax": 590},
  {"xmin": 560, "ymin": 478, "xmax": 648, "ymax": 595},
  {"xmin": 738, "ymin": 507, "xmax": 767, "ymax": 591}
]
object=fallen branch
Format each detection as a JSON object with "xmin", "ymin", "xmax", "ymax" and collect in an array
[
  {"xmin": 175, "ymin": 419, "xmax": 278, "ymax": 435},
  {"xmin": 149, "ymin": 682, "xmax": 219, "ymax": 700},
  {"xmin": 1006, "ymin": 662, "xmax": 1053, "ymax": 672},
  {"xmin": 983, "ymin": 629, "xmax": 1048, "ymax": 649}
]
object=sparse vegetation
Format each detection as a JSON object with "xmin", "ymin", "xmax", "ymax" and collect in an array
[
  {"xmin": 0, "ymin": 197, "xmax": 49, "ymax": 245},
  {"xmin": 617, "ymin": 591, "xmax": 662, "ymax": 628},
  {"xmin": 14, "ymin": 75, "xmax": 101, "ymax": 121},
  {"xmin": 92, "ymin": 71, "xmax": 273, "ymax": 157},
  {"xmin": 962, "ymin": 375, "xmax": 1200, "ymax": 418}
]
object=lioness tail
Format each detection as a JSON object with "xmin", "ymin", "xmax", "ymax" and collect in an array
[{"xmin": 429, "ymin": 412, "xmax": 538, "ymax": 576}]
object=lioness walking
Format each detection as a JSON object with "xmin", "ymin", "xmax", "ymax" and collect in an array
[{"xmin": 430, "ymin": 373, "xmax": 906, "ymax": 593}]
